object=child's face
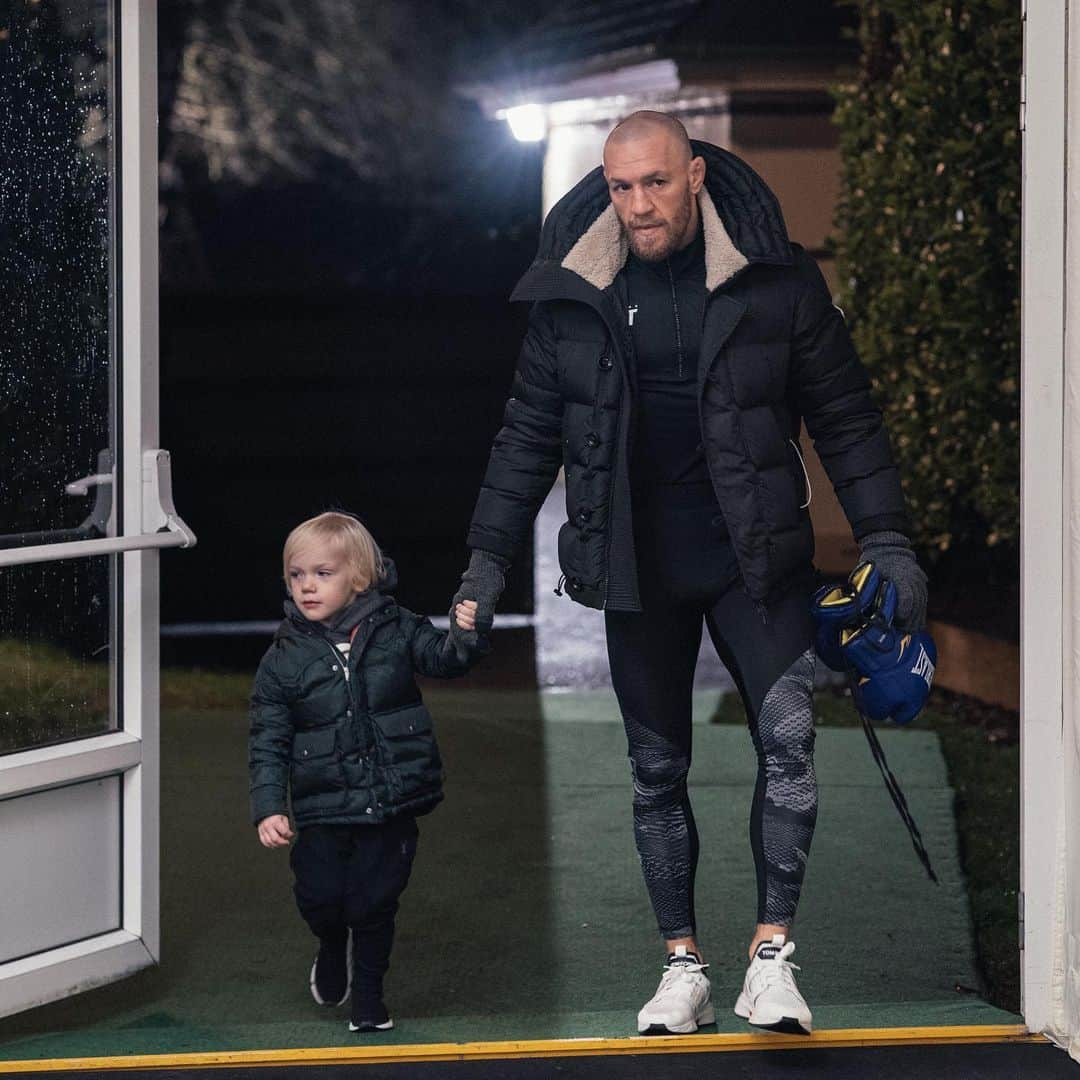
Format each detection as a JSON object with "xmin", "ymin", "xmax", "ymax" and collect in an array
[{"xmin": 287, "ymin": 541, "xmax": 360, "ymax": 623}]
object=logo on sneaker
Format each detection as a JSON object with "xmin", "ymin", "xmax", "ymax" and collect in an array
[{"xmin": 756, "ymin": 945, "xmax": 781, "ymax": 960}]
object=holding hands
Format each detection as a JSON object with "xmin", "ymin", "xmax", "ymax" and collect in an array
[{"xmin": 447, "ymin": 549, "xmax": 509, "ymax": 663}]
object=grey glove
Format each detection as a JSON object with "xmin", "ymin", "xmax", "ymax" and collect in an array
[
  {"xmin": 858, "ymin": 530, "xmax": 928, "ymax": 632},
  {"xmin": 447, "ymin": 549, "xmax": 509, "ymax": 663}
]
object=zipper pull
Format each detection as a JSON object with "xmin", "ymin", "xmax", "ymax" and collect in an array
[
  {"xmin": 628, "ymin": 304, "xmax": 638, "ymax": 326},
  {"xmin": 553, "ymin": 573, "xmax": 566, "ymax": 597}
]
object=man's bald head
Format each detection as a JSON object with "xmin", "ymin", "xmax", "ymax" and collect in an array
[
  {"xmin": 602, "ymin": 111, "xmax": 705, "ymax": 262},
  {"xmin": 604, "ymin": 111, "xmax": 693, "ymax": 163}
]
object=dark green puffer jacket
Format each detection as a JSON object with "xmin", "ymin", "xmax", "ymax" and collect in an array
[{"xmin": 248, "ymin": 562, "xmax": 485, "ymax": 828}]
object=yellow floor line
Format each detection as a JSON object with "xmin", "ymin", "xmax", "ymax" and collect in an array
[{"xmin": 0, "ymin": 1024, "xmax": 1045, "ymax": 1072}]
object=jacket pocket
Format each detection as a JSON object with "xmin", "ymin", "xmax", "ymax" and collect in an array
[
  {"xmin": 372, "ymin": 702, "xmax": 433, "ymax": 761},
  {"xmin": 371, "ymin": 702, "xmax": 442, "ymax": 802},
  {"xmin": 290, "ymin": 726, "xmax": 343, "ymax": 801}
]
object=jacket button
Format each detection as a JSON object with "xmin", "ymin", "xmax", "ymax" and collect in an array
[
  {"xmin": 331, "ymin": 664, "xmax": 338, "ymax": 671},
  {"xmin": 346, "ymin": 709, "xmax": 352, "ymax": 718},
  {"xmin": 598, "ymin": 356, "xmax": 613, "ymax": 370},
  {"xmin": 585, "ymin": 433, "xmax": 600, "ymax": 448},
  {"xmin": 365, "ymin": 807, "xmax": 373, "ymax": 815},
  {"xmin": 571, "ymin": 579, "xmax": 584, "ymax": 591},
  {"xmin": 576, "ymin": 509, "xmax": 592, "ymax": 525}
]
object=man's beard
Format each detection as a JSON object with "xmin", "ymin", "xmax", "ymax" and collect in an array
[{"xmin": 624, "ymin": 191, "xmax": 694, "ymax": 262}]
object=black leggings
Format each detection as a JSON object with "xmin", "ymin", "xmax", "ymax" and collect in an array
[
  {"xmin": 291, "ymin": 816, "xmax": 418, "ymax": 1009},
  {"xmin": 605, "ymin": 484, "xmax": 818, "ymax": 937}
]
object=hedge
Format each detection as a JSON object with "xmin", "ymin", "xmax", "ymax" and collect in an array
[{"xmin": 830, "ymin": 0, "xmax": 1021, "ymax": 561}]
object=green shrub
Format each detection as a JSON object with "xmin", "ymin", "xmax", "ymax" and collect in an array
[{"xmin": 831, "ymin": 1, "xmax": 1021, "ymax": 562}]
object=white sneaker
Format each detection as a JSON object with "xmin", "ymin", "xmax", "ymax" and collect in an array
[
  {"xmin": 636, "ymin": 946, "xmax": 716, "ymax": 1034},
  {"xmin": 734, "ymin": 935, "xmax": 813, "ymax": 1035}
]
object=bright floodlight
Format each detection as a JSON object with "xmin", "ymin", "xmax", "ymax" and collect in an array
[{"xmin": 505, "ymin": 104, "xmax": 545, "ymax": 142}]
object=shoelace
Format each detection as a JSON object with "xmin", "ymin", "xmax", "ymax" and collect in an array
[
  {"xmin": 755, "ymin": 943, "xmax": 801, "ymax": 992},
  {"xmin": 656, "ymin": 960, "xmax": 708, "ymax": 996}
]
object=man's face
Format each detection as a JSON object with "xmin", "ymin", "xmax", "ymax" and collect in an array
[
  {"xmin": 287, "ymin": 540, "xmax": 360, "ymax": 623},
  {"xmin": 603, "ymin": 131, "xmax": 704, "ymax": 261}
]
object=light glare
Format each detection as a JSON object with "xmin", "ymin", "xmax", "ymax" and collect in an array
[{"xmin": 505, "ymin": 104, "xmax": 546, "ymax": 143}]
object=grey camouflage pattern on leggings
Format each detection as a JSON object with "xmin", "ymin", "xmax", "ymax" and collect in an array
[
  {"xmin": 622, "ymin": 648, "xmax": 818, "ymax": 937},
  {"xmin": 623, "ymin": 714, "xmax": 699, "ymax": 939},
  {"xmin": 753, "ymin": 647, "xmax": 818, "ymax": 926}
]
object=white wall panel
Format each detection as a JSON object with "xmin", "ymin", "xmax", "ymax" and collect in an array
[{"xmin": 0, "ymin": 778, "xmax": 120, "ymax": 964}]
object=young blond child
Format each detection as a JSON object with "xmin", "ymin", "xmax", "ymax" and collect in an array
[{"xmin": 248, "ymin": 511, "xmax": 486, "ymax": 1032}]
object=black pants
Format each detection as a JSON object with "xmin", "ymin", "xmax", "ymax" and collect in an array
[
  {"xmin": 290, "ymin": 816, "xmax": 418, "ymax": 1008},
  {"xmin": 605, "ymin": 483, "xmax": 818, "ymax": 938}
]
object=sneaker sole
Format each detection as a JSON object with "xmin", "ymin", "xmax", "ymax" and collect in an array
[
  {"xmin": 734, "ymin": 993, "xmax": 811, "ymax": 1035},
  {"xmin": 348, "ymin": 1018, "xmax": 394, "ymax": 1032},
  {"xmin": 637, "ymin": 1002, "xmax": 716, "ymax": 1035}
]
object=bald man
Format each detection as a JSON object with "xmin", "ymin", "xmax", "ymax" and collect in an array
[{"xmin": 452, "ymin": 112, "xmax": 925, "ymax": 1035}]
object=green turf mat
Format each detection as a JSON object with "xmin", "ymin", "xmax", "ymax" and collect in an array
[{"xmin": 0, "ymin": 690, "xmax": 1017, "ymax": 1062}]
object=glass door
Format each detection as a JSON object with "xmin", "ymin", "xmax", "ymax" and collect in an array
[{"xmin": 0, "ymin": 0, "xmax": 192, "ymax": 1018}]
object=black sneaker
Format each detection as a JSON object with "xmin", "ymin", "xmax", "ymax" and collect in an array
[
  {"xmin": 349, "ymin": 997, "xmax": 393, "ymax": 1032},
  {"xmin": 309, "ymin": 930, "xmax": 351, "ymax": 1007}
]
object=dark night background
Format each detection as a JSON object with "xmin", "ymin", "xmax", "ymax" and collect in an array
[{"xmin": 156, "ymin": 3, "xmax": 547, "ymax": 650}]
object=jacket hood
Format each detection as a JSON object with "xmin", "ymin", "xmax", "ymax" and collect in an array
[
  {"xmin": 279, "ymin": 556, "xmax": 398, "ymax": 639},
  {"xmin": 511, "ymin": 140, "xmax": 792, "ymax": 301}
]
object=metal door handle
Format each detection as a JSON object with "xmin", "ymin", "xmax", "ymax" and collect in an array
[
  {"xmin": 0, "ymin": 449, "xmax": 196, "ymax": 567},
  {"xmin": 64, "ymin": 472, "xmax": 113, "ymax": 497}
]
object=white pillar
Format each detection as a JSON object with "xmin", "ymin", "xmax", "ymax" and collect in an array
[
  {"xmin": 1058, "ymin": 0, "xmax": 1080, "ymax": 1061},
  {"xmin": 1020, "ymin": 0, "xmax": 1067, "ymax": 1045}
]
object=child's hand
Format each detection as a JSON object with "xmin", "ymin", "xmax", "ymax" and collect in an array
[
  {"xmin": 257, "ymin": 814, "xmax": 295, "ymax": 848},
  {"xmin": 454, "ymin": 599, "xmax": 479, "ymax": 632}
]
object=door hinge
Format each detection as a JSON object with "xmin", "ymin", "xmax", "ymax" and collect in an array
[{"xmin": 1018, "ymin": 889, "xmax": 1025, "ymax": 948}]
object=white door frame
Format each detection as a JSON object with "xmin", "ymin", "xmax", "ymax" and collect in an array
[
  {"xmin": 0, "ymin": 0, "xmax": 194, "ymax": 1019},
  {"xmin": 1019, "ymin": 0, "xmax": 1069, "ymax": 1036}
]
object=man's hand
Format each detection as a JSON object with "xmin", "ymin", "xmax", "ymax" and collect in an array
[
  {"xmin": 448, "ymin": 550, "xmax": 509, "ymax": 662},
  {"xmin": 858, "ymin": 531, "xmax": 928, "ymax": 632},
  {"xmin": 257, "ymin": 814, "xmax": 294, "ymax": 848}
]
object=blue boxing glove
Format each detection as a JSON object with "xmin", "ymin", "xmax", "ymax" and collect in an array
[
  {"xmin": 811, "ymin": 561, "xmax": 892, "ymax": 672},
  {"xmin": 843, "ymin": 624, "xmax": 937, "ymax": 725}
]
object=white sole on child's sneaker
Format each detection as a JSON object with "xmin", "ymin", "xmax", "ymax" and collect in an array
[
  {"xmin": 348, "ymin": 1018, "xmax": 394, "ymax": 1032},
  {"xmin": 309, "ymin": 930, "xmax": 352, "ymax": 1007}
]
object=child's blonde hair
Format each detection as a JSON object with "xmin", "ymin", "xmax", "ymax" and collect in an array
[{"xmin": 282, "ymin": 512, "xmax": 385, "ymax": 592}]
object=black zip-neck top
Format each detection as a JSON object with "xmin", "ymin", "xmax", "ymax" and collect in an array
[{"xmin": 624, "ymin": 220, "xmax": 711, "ymax": 490}]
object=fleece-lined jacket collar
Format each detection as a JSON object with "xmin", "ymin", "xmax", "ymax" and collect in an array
[{"xmin": 511, "ymin": 140, "xmax": 792, "ymax": 303}]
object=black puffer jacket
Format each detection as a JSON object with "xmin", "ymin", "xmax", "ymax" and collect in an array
[
  {"xmin": 467, "ymin": 140, "xmax": 909, "ymax": 612},
  {"xmin": 248, "ymin": 561, "xmax": 485, "ymax": 828}
]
